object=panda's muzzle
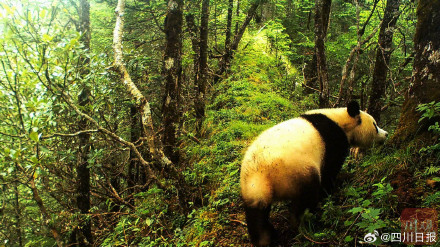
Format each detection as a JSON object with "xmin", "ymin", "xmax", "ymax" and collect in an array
[{"xmin": 377, "ymin": 127, "xmax": 388, "ymax": 143}]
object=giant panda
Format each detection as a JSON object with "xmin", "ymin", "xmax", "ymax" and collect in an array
[{"xmin": 240, "ymin": 101, "xmax": 388, "ymax": 246}]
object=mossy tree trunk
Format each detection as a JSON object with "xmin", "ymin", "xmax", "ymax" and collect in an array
[
  {"xmin": 195, "ymin": 0, "xmax": 210, "ymax": 134},
  {"xmin": 392, "ymin": 0, "xmax": 440, "ymax": 146},
  {"xmin": 75, "ymin": 0, "xmax": 93, "ymax": 245},
  {"xmin": 162, "ymin": 0, "xmax": 184, "ymax": 164},
  {"xmin": 314, "ymin": 0, "xmax": 332, "ymax": 108},
  {"xmin": 368, "ymin": 0, "xmax": 400, "ymax": 123}
]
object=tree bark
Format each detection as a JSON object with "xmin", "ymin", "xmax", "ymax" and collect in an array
[
  {"xmin": 225, "ymin": 0, "xmax": 234, "ymax": 53},
  {"xmin": 368, "ymin": 0, "xmax": 401, "ymax": 122},
  {"xmin": 392, "ymin": 0, "xmax": 440, "ymax": 145},
  {"xmin": 195, "ymin": 0, "xmax": 210, "ymax": 133},
  {"xmin": 235, "ymin": 0, "xmax": 240, "ymax": 36},
  {"xmin": 185, "ymin": 13, "xmax": 199, "ymax": 80},
  {"xmin": 314, "ymin": 0, "xmax": 332, "ymax": 108},
  {"xmin": 162, "ymin": 0, "xmax": 184, "ymax": 164},
  {"xmin": 76, "ymin": 0, "xmax": 93, "ymax": 245},
  {"xmin": 303, "ymin": 55, "xmax": 318, "ymax": 94},
  {"xmin": 14, "ymin": 176, "xmax": 22, "ymax": 247},
  {"xmin": 128, "ymin": 105, "xmax": 139, "ymax": 198}
]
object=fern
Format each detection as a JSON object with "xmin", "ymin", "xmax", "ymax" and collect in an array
[
  {"xmin": 424, "ymin": 165, "xmax": 440, "ymax": 176},
  {"xmin": 423, "ymin": 192, "xmax": 440, "ymax": 207}
]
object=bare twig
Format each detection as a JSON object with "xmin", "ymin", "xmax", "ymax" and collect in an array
[
  {"xmin": 41, "ymin": 129, "xmax": 99, "ymax": 139},
  {"xmin": 302, "ymin": 233, "xmax": 329, "ymax": 245}
]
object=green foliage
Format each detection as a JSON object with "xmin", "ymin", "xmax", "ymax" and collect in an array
[
  {"xmin": 0, "ymin": 0, "xmax": 429, "ymax": 246},
  {"xmin": 417, "ymin": 101, "xmax": 440, "ymax": 123},
  {"xmin": 298, "ymin": 149, "xmax": 406, "ymax": 246},
  {"xmin": 101, "ymin": 187, "xmax": 175, "ymax": 246},
  {"xmin": 180, "ymin": 31, "xmax": 309, "ymax": 245},
  {"xmin": 423, "ymin": 191, "xmax": 440, "ymax": 207},
  {"xmin": 417, "ymin": 101, "xmax": 440, "ymax": 158}
]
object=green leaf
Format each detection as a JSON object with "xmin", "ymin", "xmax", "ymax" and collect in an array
[
  {"xmin": 145, "ymin": 218, "xmax": 152, "ymax": 226},
  {"xmin": 348, "ymin": 207, "xmax": 363, "ymax": 214},
  {"xmin": 368, "ymin": 208, "xmax": 381, "ymax": 219},
  {"xmin": 31, "ymin": 156, "xmax": 39, "ymax": 164},
  {"xmin": 42, "ymin": 34, "xmax": 53, "ymax": 42},
  {"xmin": 344, "ymin": 236, "xmax": 354, "ymax": 242},
  {"xmin": 344, "ymin": 220, "xmax": 353, "ymax": 226},
  {"xmin": 30, "ymin": 131, "xmax": 39, "ymax": 143},
  {"xmin": 362, "ymin": 200, "xmax": 371, "ymax": 207}
]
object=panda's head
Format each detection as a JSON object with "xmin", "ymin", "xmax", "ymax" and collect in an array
[{"xmin": 344, "ymin": 101, "xmax": 388, "ymax": 148}]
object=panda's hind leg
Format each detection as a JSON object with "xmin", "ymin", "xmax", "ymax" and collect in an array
[
  {"xmin": 244, "ymin": 204, "xmax": 275, "ymax": 247},
  {"xmin": 288, "ymin": 167, "xmax": 321, "ymax": 234}
]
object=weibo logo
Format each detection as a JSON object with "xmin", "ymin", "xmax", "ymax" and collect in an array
[{"xmin": 364, "ymin": 230, "xmax": 379, "ymax": 243}]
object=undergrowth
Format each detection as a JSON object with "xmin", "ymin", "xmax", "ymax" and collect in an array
[
  {"xmin": 178, "ymin": 30, "xmax": 315, "ymax": 246},
  {"xmin": 107, "ymin": 31, "xmax": 440, "ymax": 246}
]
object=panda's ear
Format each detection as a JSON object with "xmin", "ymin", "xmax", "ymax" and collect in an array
[{"xmin": 347, "ymin": 101, "xmax": 360, "ymax": 117}]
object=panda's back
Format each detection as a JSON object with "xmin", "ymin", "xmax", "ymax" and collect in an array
[{"xmin": 240, "ymin": 117, "xmax": 326, "ymax": 203}]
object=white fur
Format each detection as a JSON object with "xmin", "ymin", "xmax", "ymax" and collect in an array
[
  {"xmin": 240, "ymin": 118, "xmax": 324, "ymax": 207},
  {"xmin": 240, "ymin": 107, "xmax": 387, "ymax": 207}
]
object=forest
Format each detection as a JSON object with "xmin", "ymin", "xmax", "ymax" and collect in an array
[{"xmin": 0, "ymin": 0, "xmax": 439, "ymax": 246}]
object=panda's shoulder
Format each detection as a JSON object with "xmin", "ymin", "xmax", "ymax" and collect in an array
[{"xmin": 300, "ymin": 113, "xmax": 348, "ymax": 146}]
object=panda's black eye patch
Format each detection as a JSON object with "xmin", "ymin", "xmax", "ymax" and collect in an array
[{"xmin": 373, "ymin": 122, "xmax": 378, "ymax": 133}]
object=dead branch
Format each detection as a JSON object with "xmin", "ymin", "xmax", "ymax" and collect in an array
[{"xmin": 41, "ymin": 129, "xmax": 99, "ymax": 139}]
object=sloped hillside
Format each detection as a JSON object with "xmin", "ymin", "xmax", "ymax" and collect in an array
[
  {"xmin": 181, "ymin": 31, "xmax": 440, "ymax": 247},
  {"xmin": 180, "ymin": 30, "xmax": 315, "ymax": 246}
]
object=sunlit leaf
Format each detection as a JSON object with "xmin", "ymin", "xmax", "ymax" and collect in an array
[{"xmin": 30, "ymin": 131, "xmax": 39, "ymax": 143}]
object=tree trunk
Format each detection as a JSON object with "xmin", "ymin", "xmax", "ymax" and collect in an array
[
  {"xmin": 235, "ymin": 0, "xmax": 240, "ymax": 36},
  {"xmin": 128, "ymin": 105, "xmax": 139, "ymax": 198},
  {"xmin": 185, "ymin": 13, "xmax": 199, "ymax": 81},
  {"xmin": 110, "ymin": 161, "xmax": 121, "ymax": 212},
  {"xmin": 162, "ymin": 0, "xmax": 183, "ymax": 164},
  {"xmin": 368, "ymin": 0, "xmax": 400, "ymax": 122},
  {"xmin": 303, "ymin": 55, "xmax": 318, "ymax": 94},
  {"xmin": 214, "ymin": 0, "xmax": 262, "ymax": 84},
  {"xmin": 314, "ymin": 0, "xmax": 332, "ymax": 108},
  {"xmin": 113, "ymin": 0, "xmax": 173, "ymax": 189},
  {"xmin": 392, "ymin": 0, "xmax": 440, "ymax": 146},
  {"xmin": 14, "ymin": 178, "xmax": 23, "ymax": 247},
  {"xmin": 195, "ymin": 0, "xmax": 210, "ymax": 134},
  {"xmin": 76, "ymin": 0, "xmax": 92, "ymax": 245},
  {"xmin": 29, "ymin": 177, "xmax": 63, "ymax": 246},
  {"xmin": 225, "ymin": 0, "xmax": 233, "ymax": 52}
]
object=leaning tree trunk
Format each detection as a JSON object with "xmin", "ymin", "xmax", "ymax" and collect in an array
[
  {"xmin": 392, "ymin": 0, "xmax": 440, "ymax": 146},
  {"xmin": 162, "ymin": 0, "xmax": 184, "ymax": 164},
  {"xmin": 314, "ymin": 0, "xmax": 332, "ymax": 108},
  {"xmin": 214, "ymin": 0, "xmax": 263, "ymax": 84},
  {"xmin": 75, "ymin": 0, "xmax": 93, "ymax": 245},
  {"xmin": 368, "ymin": 0, "xmax": 400, "ymax": 122}
]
